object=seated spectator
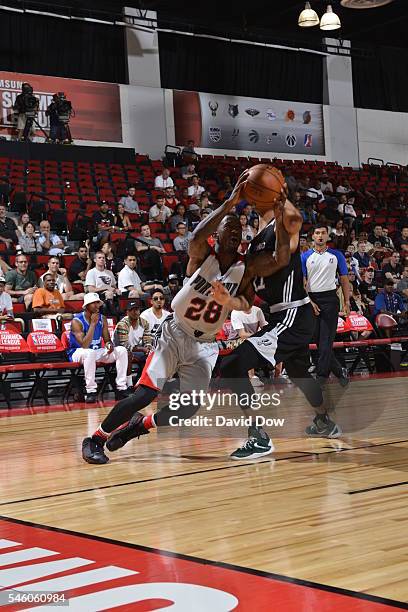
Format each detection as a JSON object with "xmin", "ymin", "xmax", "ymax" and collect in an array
[
  {"xmin": 180, "ymin": 187, "xmax": 190, "ymax": 207},
  {"xmin": 352, "ymin": 231, "xmax": 374, "ymax": 253},
  {"xmin": 32, "ymin": 273, "xmax": 65, "ymax": 317},
  {"xmin": 140, "ymin": 289, "xmax": 170, "ymax": 334},
  {"xmin": 154, "ymin": 168, "xmax": 174, "ymax": 190},
  {"xmin": 182, "ymin": 139, "xmax": 196, "ymax": 157},
  {"xmin": 67, "ymin": 293, "xmax": 129, "ymax": 403},
  {"xmin": 163, "ymin": 274, "xmax": 180, "ymax": 301},
  {"xmin": 0, "ymin": 276, "xmax": 13, "ymax": 318},
  {"xmin": 164, "ymin": 186, "xmax": 180, "ymax": 210},
  {"xmin": 382, "ymin": 252, "xmax": 403, "ymax": 282},
  {"xmin": 173, "ymin": 222, "xmax": 192, "ymax": 252},
  {"xmin": 382, "ymin": 227, "xmax": 395, "ymax": 250},
  {"xmin": 229, "ymin": 305, "xmax": 268, "ymax": 386},
  {"xmin": 284, "ymin": 168, "xmax": 298, "ymax": 194},
  {"xmin": 68, "ymin": 244, "xmax": 92, "ymax": 283},
  {"xmin": 300, "ymin": 200, "xmax": 318, "ymax": 224},
  {"xmin": 306, "ymin": 179, "xmax": 325, "ymax": 203},
  {"xmin": 368, "ymin": 225, "xmax": 386, "ymax": 247},
  {"xmin": 349, "ymin": 287, "xmax": 372, "ymax": 339},
  {"xmin": 186, "ymin": 203, "xmax": 202, "ymax": 231},
  {"xmin": 240, "ymin": 214, "xmax": 254, "ymax": 243},
  {"xmin": 135, "ymin": 224, "xmax": 165, "ymax": 281},
  {"xmin": 92, "ymin": 201, "xmax": 115, "ymax": 244},
  {"xmin": 394, "ymin": 226, "xmax": 408, "ymax": 254},
  {"xmin": 0, "ymin": 204, "xmax": 18, "ymax": 247},
  {"xmin": 320, "ymin": 172, "xmax": 333, "ymax": 195},
  {"xmin": 298, "ymin": 176, "xmax": 311, "ymax": 194},
  {"xmin": 354, "ymin": 240, "xmax": 371, "ymax": 268},
  {"xmin": 85, "ymin": 251, "xmax": 120, "ymax": 301},
  {"xmin": 5, "ymin": 253, "xmax": 37, "ymax": 309},
  {"xmin": 38, "ymin": 256, "xmax": 75, "ymax": 299},
  {"xmin": 198, "ymin": 193, "xmax": 213, "ymax": 211},
  {"xmin": 170, "ymin": 203, "xmax": 187, "ymax": 231},
  {"xmin": 337, "ymin": 194, "xmax": 357, "ymax": 227},
  {"xmin": 336, "ymin": 179, "xmax": 352, "ymax": 195},
  {"xmin": 101, "ymin": 241, "xmax": 123, "ymax": 276},
  {"xmin": 38, "ymin": 220, "xmax": 65, "ymax": 256},
  {"xmin": 149, "ymin": 195, "xmax": 172, "ymax": 224},
  {"xmin": 118, "ymin": 254, "xmax": 144, "ymax": 298},
  {"xmin": 119, "ymin": 186, "xmax": 140, "ymax": 215},
  {"xmin": 249, "ymin": 216, "xmax": 259, "ymax": 237},
  {"xmin": 374, "ymin": 279, "xmax": 407, "ymax": 334},
  {"xmin": 18, "ymin": 221, "xmax": 41, "ymax": 254},
  {"xmin": 359, "ymin": 267, "xmax": 378, "ymax": 306},
  {"xmin": 344, "ymin": 250, "xmax": 360, "ymax": 280},
  {"xmin": 113, "ymin": 301, "xmax": 152, "ymax": 387},
  {"xmin": 188, "ymin": 175, "xmax": 205, "ymax": 200},
  {"xmin": 181, "ymin": 163, "xmax": 196, "ymax": 180},
  {"xmin": 16, "ymin": 212, "xmax": 31, "ymax": 236},
  {"xmin": 396, "ymin": 265, "xmax": 408, "ymax": 305},
  {"xmin": 114, "ymin": 203, "xmax": 132, "ymax": 231},
  {"xmin": 0, "ymin": 255, "xmax": 11, "ymax": 277}
]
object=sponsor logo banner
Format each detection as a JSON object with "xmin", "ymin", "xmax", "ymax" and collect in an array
[{"xmin": 0, "ymin": 71, "xmax": 122, "ymax": 142}]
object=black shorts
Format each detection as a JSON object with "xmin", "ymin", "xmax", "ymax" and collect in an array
[{"xmin": 246, "ymin": 303, "xmax": 316, "ymax": 366}]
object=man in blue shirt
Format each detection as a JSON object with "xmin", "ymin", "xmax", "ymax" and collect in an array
[
  {"xmin": 374, "ymin": 279, "xmax": 407, "ymax": 322},
  {"xmin": 302, "ymin": 224, "xmax": 350, "ymax": 386}
]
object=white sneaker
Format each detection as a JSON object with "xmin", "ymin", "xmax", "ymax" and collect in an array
[{"xmin": 250, "ymin": 375, "xmax": 264, "ymax": 388}]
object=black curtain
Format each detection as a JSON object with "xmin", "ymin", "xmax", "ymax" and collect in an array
[
  {"xmin": 353, "ymin": 46, "xmax": 408, "ymax": 113},
  {"xmin": 0, "ymin": 12, "xmax": 128, "ymax": 83},
  {"xmin": 159, "ymin": 33, "xmax": 323, "ymax": 104}
]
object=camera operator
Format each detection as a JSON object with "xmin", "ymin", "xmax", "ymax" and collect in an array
[
  {"xmin": 13, "ymin": 83, "xmax": 39, "ymax": 141},
  {"xmin": 46, "ymin": 92, "xmax": 73, "ymax": 144}
]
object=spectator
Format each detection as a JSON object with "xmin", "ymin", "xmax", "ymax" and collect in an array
[
  {"xmin": 32, "ymin": 273, "xmax": 65, "ymax": 317},
  {"xmin": 173, "ymin": 222, "xmax": 192, "ymax": 252},
  {"xmin": 187, "ymin": 175, "xmax": 205, "ymax": 200},
  {"xmin": 170, "ymin": 204, "xmax": 187, "ymax": 231},
  {"xmin": 382, "ymin": 252, "xmax": 403, "ymax": 282},
  {"xmin": 337, "ymin": 194, "xmax": 357, "ymax": 227},
  {"xmin": 135, "ymin": 224, "xmax": 165, "ymax": 281},
  {"xmin": 349, "ymin": 287, "xmax": 372, "ymax": 340},
  {"xmin": 374, "ymin": 279, "xmax": 407, "ymax": 333},
  {"xmin": 382, "ymin": 227, "xmax": 395, "ymax": 251},
  {"xmin": 394, "ymin": 226, "xmax": 408, "ymax": 253},
  {"xmin": 186, "ymin": 203, "xmax": 201, "ymax": 231},
  {"xmin": 0, "ymin": 276, "xmax": 13, "ymax": 318},
  {"xmin": 16, "ymin": 212, "xmax": 31, "ymax": 236},
  {"xmin": 140, "ymin": 289, "xmax": 170, "ymax": 334},
  {"xmin": 164, "ymin": 187, "xmax": 179, "ymax": 210},
  {"xmin": 18, "ymin": 222, "xmax": 41, "ymax": 254},
  {"xmin": 345, "ymin": 245, "xmax": 360, "ymax": 278},
  {"xmin": 181, "ymin": 163, "xmax": 196, "ymax": 180},
  {"xmin": 182, "ymin": 139, "xmax": 196, "ymax": 157},
  {"xmin": 240, "ymin": 214, "xmax": 254, "ymax": 243},
  {"xmin": 354, "ymin": 240, "xmax": 371, "ymax": 268},
  {"xmin": 154, "ymin": 168, "xmax": 174, "ymax": 190},
  {"xmin": 67, "ymin": 293, "xmax": 129, "ymax": 403},
  {"xmin": 149, "ymin": 195, "xmax": 172, "ymax": 224},
  {"xmin": 368, "ymin": 225, "xmax": 386, "ymax": 247},
  {"xmin": 38, "ymin": 220, "xmax": 65, "ymax": 256},
  {"xmin": 249, "ymin": 216, "xmax": 259, "ymax": 237},
  {"xmin": 92, "ymin": 201, "xmax": 115, "ymax": 237},
  {"xmin": 396, "ymin": 265, "xmax": 408, "ymax": 305},
  {"xmin": 101, "ymin": 241, "xmax": 123, "ymax": 276},
  {"xmin": 163, "ymin": 274, "xmax": 180, "ymax": 301},
  {"xmin": 283, "ymin": 168, "xmax": 298, "ymax": 194},
  {"xmin": 352, "ymin": 230, "xmax": 374, "ymax": 253},
  {"xmin": 119, "ymin": 186, "xmax": 140, "ymax": 215},
  {"xmin": 114, "ymin": 203, "xmax": 132, "ymax": 231},
  {"xmin": 84, "ymin": 251, "xmax": 119, "ymax": 301},
  {"xmin": 230, "ymin": 304, "xmax": 268, "ymax": 386},
  {"xmin": 118, "ymin": 254, "xmax": 144, "ymax": 297},
  {"xmin": 320, "ymin": 173, "xmax": 333, "ymax": 195},
  {"xmin": 198, "ymin": 193, "xmax": 213, "ymax": 211},
  {"xmin": 336, "ymin": 179, "xmax": 352, "ymax": 195},
  {"xmin": 68, "ymin": 244, "xmax": 92, "ymax": 283},
  {"xmin": 307, "ymin": 179, "xmax": 325, "ymax": 203},
  {"xmin": 113, "ymin": 301, "xmax": 152, "ymax": 387},
  {"xmin": 0, "ymin": 204, "xmax": 18, "ymax": 247},
  {"xmin": 38, "ymin": 256, "xmax": 75, "ymax": 300},
  {"xmin": 5, "ymin": 253, "xmax": 37, "ymax": 309},
  {"xmin": 359, "ymin": 267, "xmax": 378, "ymax": 306}
]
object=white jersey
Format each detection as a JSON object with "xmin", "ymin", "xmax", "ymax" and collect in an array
[
  {"xmin": 171, "ymin": 253, "xmax": 245, "ymax": 341},
  {"xmin": 140, "ymin": 307, "xmax": 171, "ymax": 335}
]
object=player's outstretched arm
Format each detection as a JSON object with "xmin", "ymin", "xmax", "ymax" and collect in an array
[{"xmin": 211, "ymin": 279, "xmax": 254, "ymax": 312}]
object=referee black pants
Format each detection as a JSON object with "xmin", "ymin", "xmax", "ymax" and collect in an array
[{"xmin": 310, "ymin": 290, "xmax": 343, "ymax": 379}]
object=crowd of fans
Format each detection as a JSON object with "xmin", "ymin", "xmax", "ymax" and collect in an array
[{"xmin": 1, "ymin": 153, "xmax": 408, "ymax": 388}]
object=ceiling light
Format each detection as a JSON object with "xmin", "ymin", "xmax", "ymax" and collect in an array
[
  {"xmin": 320, "ymin": 4, "xmax": 341, "ymax": 30},
  {"xmin": 298, "ymin": 2, "xmax": 320, "ymax": 27}
]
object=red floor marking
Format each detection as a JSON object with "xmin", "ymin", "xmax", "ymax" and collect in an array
[{"xmin": 0, "ymin": 518, "xmax": 405, "ymax": 611}]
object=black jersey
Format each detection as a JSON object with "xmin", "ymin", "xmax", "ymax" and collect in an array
[{"xmin": 248, "ymin": 219, "xmax": 308, "ymax": 309}]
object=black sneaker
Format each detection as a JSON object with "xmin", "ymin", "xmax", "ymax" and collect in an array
[
  {"xmin": 339, "ymin": 367, "xmax": 350, "ymax": 388},
  {"xmin": 305, "ymin": 414, "xmax": 342, "ymax": 438},
  {"xmin": 85, "ymin": 392, "xmax": 97, "ymax": 404},
  {"xmin": 230, "ymin": 426, "xmax": 274, "ymax": 460},
  {"xmin": 82, "ymin": 437, "xmax": 109, "ymax": 464},
  {"xmin": 106, "ymin": 413, "xmax": 149, "ymax": 452},
  {"xmin": 116, "ymin": 388, "xmax": 133, "ymax": 400}
]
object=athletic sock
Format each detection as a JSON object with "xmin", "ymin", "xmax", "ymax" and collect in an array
[
  {"xmin": 143, "ymin": 414, "xmax": 156, "ymax": 430},
  {"xmin": 92, "ymin": 425, "xmax": 110, "ymax": 445},
  {"xmin": 126, "ymin": 375, "xmax": 133, "ymax": 387}
]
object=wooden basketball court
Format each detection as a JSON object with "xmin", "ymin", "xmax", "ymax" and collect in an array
[{"xmin": 0, "ymin": 374, "xmax": 407, "ymax": 610}]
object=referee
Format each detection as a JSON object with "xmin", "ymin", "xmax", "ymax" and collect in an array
[{"xmin": 301, "ymin": 224, "xmax": 350, "ymax": 386}]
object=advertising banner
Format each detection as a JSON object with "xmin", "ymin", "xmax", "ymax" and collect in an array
[
  {"xmin": 174, "ymin": 89, "xmax": 325, "ymax": 155},
  {"xmin": 0, "ymin": 72, "xmax": 122, "ymax": 142}
]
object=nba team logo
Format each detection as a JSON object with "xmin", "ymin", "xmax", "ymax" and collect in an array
[
  {"xmin": 228, "ymin": 104, "xmax": 239, "ymax": 118},
  {"xmin": 266, "ymin": 132, "xmax": 278, "ymax": 144},
  {"xmin": 285, "ymin": 109, "xmax": 295, "ymax": 121},
  {"xmin": 266, "ymin": 109, "xmax": 276, "ymax": 120},
  {"xmin": 304, "ymin": 134, "xmax": 313, "ymax": 148},
  {"xmin": 245, "ymin": 108, "xmax": 259, "ymax": 117},
  {"xmin": 248, "ymin": 130, "xmax": 259, "ymax": 143},
  {"xmin": 285, "ymin": 133, "xmax": 297, "ymax": 147},
  {"xmin": 232, "ymin": 128, "xmax": 240, "ymax": 139},
  {"xmin": 303, "ymin": 110, "xmax": 312, "ymax": 124},
  {"xmin": 208, "ymin": 101, "xmax": 219, "ymax": 116},
  {"xmin": 209, "ymin": 127, "xmax": 222, "ymax": 143}
]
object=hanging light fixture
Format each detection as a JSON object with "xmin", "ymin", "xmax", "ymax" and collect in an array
[
  {"xmin": 298, "ymin": 2, "xmax": 320, "ymax": 27},
  {"xmin": 320, "ymin": 4, "xmax": 341, "ymax": 30}
]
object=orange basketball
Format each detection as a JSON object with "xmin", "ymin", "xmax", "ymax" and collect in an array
[{"xmin": 243, "ymin": 164, "xmax": 285, "ymax": 214}]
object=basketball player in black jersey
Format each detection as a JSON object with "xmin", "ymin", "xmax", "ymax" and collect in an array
[{"xmin": 217, "ymin": 192, "xmax": 342, "ymax": 459}]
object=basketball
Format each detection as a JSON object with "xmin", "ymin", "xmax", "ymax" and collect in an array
[{"xmin": 242, "ymin": 164, "xmax": 285, "ymax": 214}]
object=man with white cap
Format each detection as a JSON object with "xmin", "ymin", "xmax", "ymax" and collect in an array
[{"xmin": 67, "ymin": 292, "xmax": 129, "ymax": 403}]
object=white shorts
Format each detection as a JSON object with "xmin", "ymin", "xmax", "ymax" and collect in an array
[{"xmin": 138, "ymin": 315, "xmax": 219, "ymax": 393}]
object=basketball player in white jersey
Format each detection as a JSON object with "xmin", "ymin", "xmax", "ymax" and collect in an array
[{"xmin": 82, "ymin": 172, "xmax": 291, "ymax": 464}]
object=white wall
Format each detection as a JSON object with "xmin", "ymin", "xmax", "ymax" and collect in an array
[{"xmin": 357, "ymin": 108, "xmax": 408, "ymax": 166}]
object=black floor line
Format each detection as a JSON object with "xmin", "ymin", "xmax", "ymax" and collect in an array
[
  {"xmin": 0, "ymin": 515, "xmax": 407, "ymax": 610},
  {"xmin": 349, "ymin": 480, "xmax": 408, "ymax": 495}
]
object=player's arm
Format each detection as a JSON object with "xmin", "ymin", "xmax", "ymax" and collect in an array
[
  {"xmin": 186, "ymin": 170, "xmax": 249, "ymax": 276},
  {"xmin": 211, "ymin": 275, "xmax": 254, "ymax": 312}
]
